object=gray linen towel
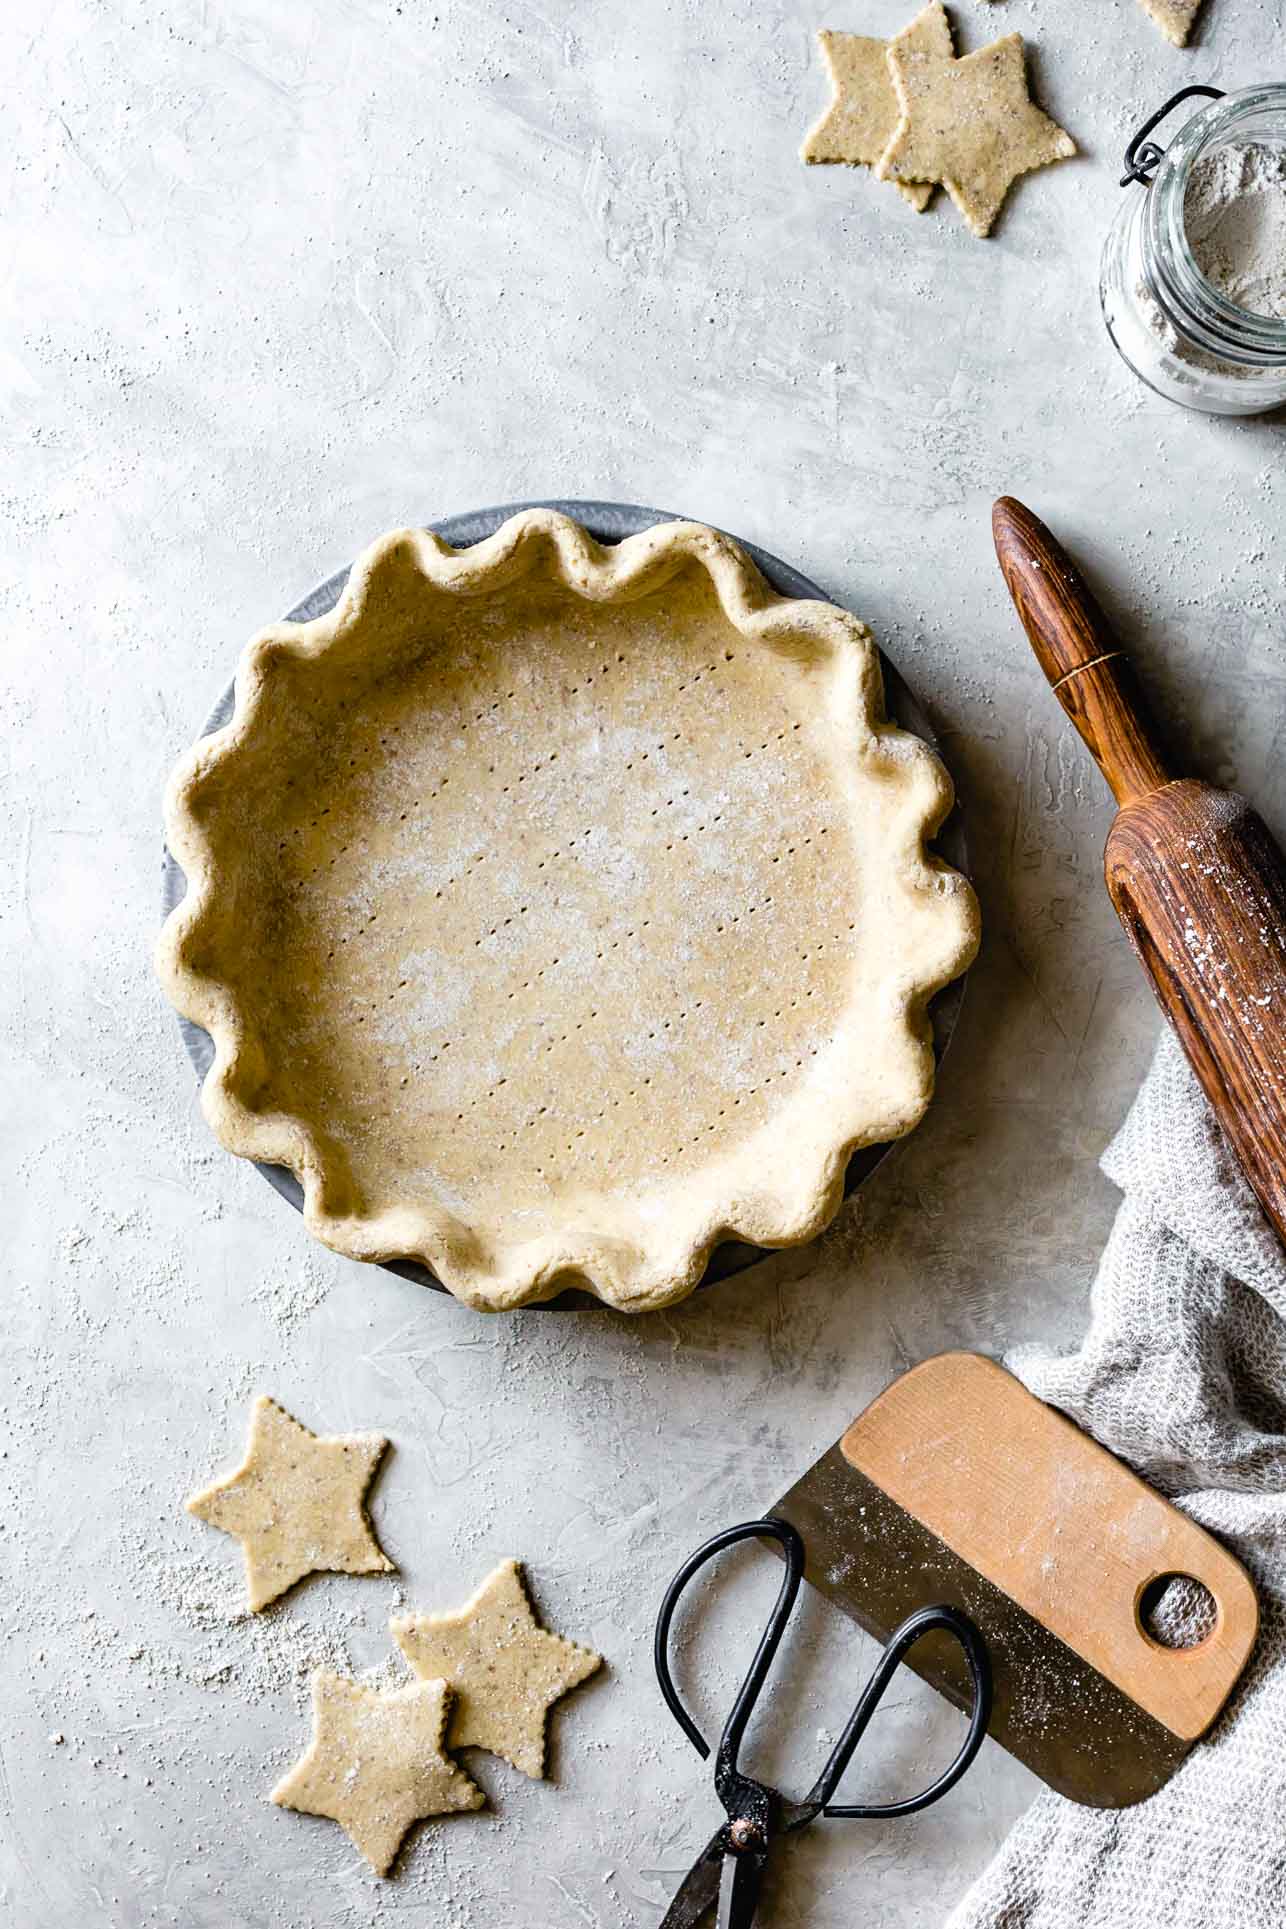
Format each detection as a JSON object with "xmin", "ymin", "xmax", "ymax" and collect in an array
[{"xmin": 948, "ymin": 1030, "xmax": 1286, "ymax": 1928}]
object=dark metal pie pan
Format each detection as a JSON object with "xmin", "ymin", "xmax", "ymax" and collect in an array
[{"xmin": 161, "ymin": 500, "xmax": 970, "ymax": 1308}]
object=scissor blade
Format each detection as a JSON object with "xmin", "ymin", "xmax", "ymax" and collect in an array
[
  {"xmin": 717, "ymin": 1847, "xmax": 767, "ymax": 1929},
  {"xmin": 659, "ymin": 1829, "xmax": 725, "ymax": 1929}
]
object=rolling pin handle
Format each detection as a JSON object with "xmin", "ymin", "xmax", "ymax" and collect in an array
[{"xmin": 992, "ymin": 496, "xmax": 1176, "ymax": 808}]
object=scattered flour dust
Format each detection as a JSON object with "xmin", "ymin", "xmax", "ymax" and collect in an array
[
  {"xmin": 148, "ymin": 1544, "xmax": 371, "ymax": 1700},
  {"xmin": 1184, "ymin": 140, "xmax": 1286, "ymax": 320},
  {"xmin": 248, "ymin": 1251, "xmax": 332, "ymax": 1336},
  {"xmin": 38, "ymin": 1518, "xmax": 414, "ymax": 1746},
  {"xmin": 26, "ymin": 1518, "xmax": 459, "ymax": 1924}
]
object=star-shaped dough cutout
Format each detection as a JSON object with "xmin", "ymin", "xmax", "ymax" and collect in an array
[
  {"xmin": 271, "ymin": 1671, "xmax": 484, "ymax": 1874},
  {"xmin": 392, "ymin": 1560, "xmax": 602, "ymax": 1779},
  {"xmin": 877, "ymin": 3, "xmax": 1076, "ymax": 238},
  {"xmin": 187, "ymin": 1394, "xmax": 394, "ymax": 1611},
  {"xmin": 802, "ymin": 31, "xmax": 933, "ymax": 212},
  {"xmin": 1136, "ymin": 0, "xmax": 1205, "ymax": 47}
]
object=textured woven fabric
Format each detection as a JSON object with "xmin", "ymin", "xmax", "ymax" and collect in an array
[{"xmin": 948, "ymin": 1030, "xmax": 1286, "ymax": 1929}]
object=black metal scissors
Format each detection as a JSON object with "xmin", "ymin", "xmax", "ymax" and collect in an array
[{"xmin": 653, "ymin": 1518, "xmax": 992, "ymax": 1928}]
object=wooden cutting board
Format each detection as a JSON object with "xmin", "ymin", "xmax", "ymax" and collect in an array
[{"xmin": 771, "ymin": 1353, "xmax": 1257, "ymax": 1806}]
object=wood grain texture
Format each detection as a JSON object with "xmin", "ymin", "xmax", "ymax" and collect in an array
[
  {"xmin": 993, "ymin": 495, "xmax": 1286, "ymax": 1253},
  {"xmin": 840, "ymin": 1353, "xmax": 1258, "ymax": 1742},
  {"xmin": 1107, "ymin": 782, "xmax": 1286, "ymax": 1239},
  {"xmin": 992, "ymin": 496, "xmax": 1174, "ymax": 805}
]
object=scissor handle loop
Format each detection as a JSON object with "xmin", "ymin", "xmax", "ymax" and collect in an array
[
  {"xmin": 655, "ymin": 1521, "xmax": 992, "ymax": 1824},
  {"xmin": 814, "ymin": 1602, "xmax": 992, "ymax": 1819},
  {"xmin": 653, "ymin": 1517, "xmax": 804, "ymax": 1766}
]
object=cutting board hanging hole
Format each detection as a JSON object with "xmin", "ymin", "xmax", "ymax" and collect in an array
[{"xmin": 1137, "ymin": 1573, "xmax": 1220, "ymax": 1652}]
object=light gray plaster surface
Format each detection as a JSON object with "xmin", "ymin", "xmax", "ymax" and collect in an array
[{"xmin": 2, "ymin": 1, "xmax": 1284, "ymax": 1925}]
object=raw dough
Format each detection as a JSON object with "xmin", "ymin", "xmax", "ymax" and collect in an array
[
  {"xmin": 271, "ymin": 1672, "xmax": 484, "ymax": 1874},
  {"xmin": 187, "ymin": 1395, "xmax": 393, "ymax": 1611},
  {"xmin": 392, "ymin": 1559, "xmax": 602, "ymax": 1779},
  {"xmin": 802, "ymin": 31, "xmax": 933, "ymax": 212},
  {"xmin": 878, "ymin": 3, "xmax": 1076, "ymax": 238},
  {"xmin": 1137, "ymin": 0, "xmax": 1206, "ymax": 47},
  {"xmin": 157, "ymin": 510, "xmax": 979, "ymax": 1312}
]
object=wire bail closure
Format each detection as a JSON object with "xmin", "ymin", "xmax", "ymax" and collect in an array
[{"xmin": 1121, "ymin": 84, "xmax": 1225, "ymax": 188}]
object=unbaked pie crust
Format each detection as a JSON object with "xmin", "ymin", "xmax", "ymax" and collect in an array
[{"xmin": 157, "ymin": 511, "xmax": 978, "ymax": 1312}]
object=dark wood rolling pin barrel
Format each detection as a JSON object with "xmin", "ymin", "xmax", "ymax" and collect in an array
[{"xmin": 993, "ymin": 494, "xmax": 1286, "ymax": 1252}]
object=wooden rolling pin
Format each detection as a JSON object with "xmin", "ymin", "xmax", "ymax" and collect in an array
[{"xmin": 993, "ymin": 495, "xmax": 1286, "ymax": 1251}]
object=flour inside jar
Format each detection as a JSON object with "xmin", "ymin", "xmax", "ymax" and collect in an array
[{"xmin": 1183, "ymin": 140, "xmax": 1286, "ymax": 320}]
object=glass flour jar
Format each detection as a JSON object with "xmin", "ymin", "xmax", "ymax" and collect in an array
[{"xmin": 1100, "ymin": 83, "xmax": 1286, "ymax": 416}]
